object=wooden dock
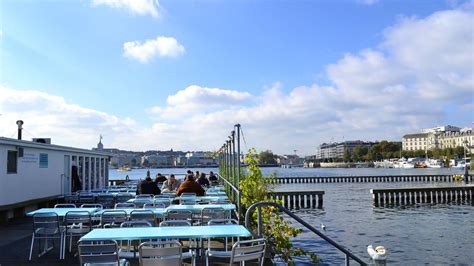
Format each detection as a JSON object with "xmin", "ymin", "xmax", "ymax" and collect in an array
[
  {"xmin": 270, "ymin": 174, "xmax": 473, "ymax": 184},
  {"xmin": 268, "ymin": 191, "xmax": 325, "ymax": 209},
  {"xmin": 370, "ymin": 185, "xmax": 474, "ymax": 207}
]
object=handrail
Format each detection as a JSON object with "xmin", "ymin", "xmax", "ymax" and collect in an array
[
  {"xmin": 217, "ymin": 173, "xmax": 241, "ymax": 223},
  {"xmin": 245, "ymin": 201, "xmax": 367, "ymax": 266}
]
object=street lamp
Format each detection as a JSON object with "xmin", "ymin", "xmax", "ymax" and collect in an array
[{"xmin": 463, "ymin": 139, "xmax": 469, "ymax": 184}]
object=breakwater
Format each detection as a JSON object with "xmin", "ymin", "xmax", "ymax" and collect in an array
[
  {"xmin": 270, "ymin": 174, "xmax": 472, "ymax": 184},
  {"xmin": 268, "ymin": 191, "xmax": 324, "ymax": 209},
  {"xmin": 370, "ymin": 185, "xmax": 474, "ymax": 207}
]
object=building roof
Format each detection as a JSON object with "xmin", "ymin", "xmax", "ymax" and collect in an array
[
  {"xmin": 0, "ymin": 137, "xmax": 111, "ymax": 157},
  {"xmin": 402, "ymin": 133, "xmax": 428, "ymax": 139}
]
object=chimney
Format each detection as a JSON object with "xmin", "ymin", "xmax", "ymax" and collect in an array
[{"xmin": 16, "ymin": 120, "xmax": 24, "ymax": 140}]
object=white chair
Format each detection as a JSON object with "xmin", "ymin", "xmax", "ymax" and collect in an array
[
  {"xmin": 204, "ymin": 219, "xmax": 239, "ymax": 266},
  {"xmin": 80, "ymin": 203, "xmax": 103, "ymax": 209},
  {"xmin": 139, "ymin": 240, "xmax": 182, "ymax": 266},
  {"xmin": 159, "ymin": 220, "xmax": 195, "ymax": 266},
  {"xmin": 136, "ymin": 194, "xmax": 154, "ymax": 199},
  {"xmin": 54, "ymin": 203, "xmax": 76, "ymax": 208},
  {"xmin": 120, "ymin": 221, "xmax": 153, "ymax": 258},
  {"xmin": 100, "ymin": 210, "xmax": 128, "ymax": 228},
  {"xmin": 29, "ymin": 212, "xmax": 66, "ymax": 260},
  {"xmin": 64, "ymin": 211, "xmax": 92, "ymax": 253},
  {"xmin": 230, "ymin": 238, "xmax": 266, "ymax": 266},
  {"xmin": 78, "ymin": 239, "xmax": 129, "ymax": 266},
  {"xmin": 115, "ymin": 203, "xmax": 136, "ymax": 209},
  {"xmin": 130, "ymin": 210, "xmax": 156, "ymax": 226}
]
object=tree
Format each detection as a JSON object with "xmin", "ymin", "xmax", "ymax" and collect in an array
[
  {"xmin": 258, "ymin": 150, "xmax": 277, "ymax": 165},
  {"xmin": 343, "ymin": 148, "xmax": 351, "ymax": 162}
]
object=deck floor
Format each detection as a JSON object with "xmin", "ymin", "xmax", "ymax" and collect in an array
[{"xmin": 0, "ymin": 218, "xmax": 261, "ymax": 266}]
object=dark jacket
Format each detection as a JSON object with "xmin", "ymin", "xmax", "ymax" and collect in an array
[
  {"xmin": 176, "ymin": 180, "xmax": 205, "ymax": 196},
  {"xmin": 140, "ymin": 180, "xmax": 161, "ymax": 195},
  {"xmin": 155, "ymin": 175, "xmax": 167, "ymax": 183},
  {"xmin": 197, "ymin": 177, "xmax": 210, "ymax": 187}
]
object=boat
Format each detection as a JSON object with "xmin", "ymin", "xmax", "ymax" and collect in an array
[
  {"xmin": 117, "ymin": 167, "xmax": 131, "ymax": 172},
  {"xmin": 367, "ymin": 245, "xmax": 387, "ymax": 261},
  {"xmin": 425, "ymin": 159, "xmax": 443, "ymax": 168}
]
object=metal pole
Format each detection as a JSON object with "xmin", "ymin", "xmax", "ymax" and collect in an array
[
  {"xmin": 235, "ymin": 124, "xmax": 241, "ymax": 222},
  {"xmin": 231, "ymin": 131, "xmax": 236, "ymax": 189}
]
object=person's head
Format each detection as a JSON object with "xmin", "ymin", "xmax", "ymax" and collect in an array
[
  {"xmin": 187, "ymin": 170, "xmax": 192, "ymax": 174},
  {"xmin": 200, "ymin": 172, "xmax": 206, "ymax": 179},
  {"xmin": 186, "ymin": 175, "xmax": 195, "ymax": 182},
  {"xmin": 156, "ymin": 173, "xmax": 162, "ymax": 177},
  {"xmin": 210, "ymin": 171, "xmax": 214, "ymax": 176},
  {"xmin": 169, "ymin": 174, "xmax": 175, "ymax": 182}
]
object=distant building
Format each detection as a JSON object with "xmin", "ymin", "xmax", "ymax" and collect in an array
[
  {"xmin": 402, "ymin": 125, "xmax": 473, "ymax": 152},
  {"xmin": 316, "ymin": 140, "xmax": 376, "ymax": 160}
]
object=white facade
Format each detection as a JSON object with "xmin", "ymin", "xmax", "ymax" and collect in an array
[{"xmin": 0, "ymin": 137, "xmax": 110, "ymax": 208}]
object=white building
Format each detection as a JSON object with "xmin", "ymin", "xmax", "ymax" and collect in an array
[
  {"xmin": 402, "ymin": 125, "xmax": 473, "ymax": 152},
  {"xmin": 0, "ymin": 137, "xmax": 110, "ymax": 220}
]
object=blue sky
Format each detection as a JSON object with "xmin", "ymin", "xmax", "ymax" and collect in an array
[{"xmin": 0, "ymin": 0, "xmax": 473, "ymax": 154}]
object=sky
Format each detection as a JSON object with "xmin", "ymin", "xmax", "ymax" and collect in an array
[{"xmin": 0, "ymin": 0, "xmax": 473, "ymax": 155}]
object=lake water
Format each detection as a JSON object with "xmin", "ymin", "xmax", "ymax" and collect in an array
[{"xmin": 109, "ymin": 167, "xmax": 473, "ymax": 265}]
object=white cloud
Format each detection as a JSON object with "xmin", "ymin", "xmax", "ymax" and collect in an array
[
  {"xmin": 149, "ymin": 85, "xmax": 252, "ymax": 119},
  {"xmin": 92, "ymin": 0, "xmax": 161, "ymax": 18},
  {"xmin": 123, "ymin": 36, "xmax": 185, "ymax": 63},
  {"xmin": 0, "ymin": 86, "xmax": 136, "ymax": 149},
  {"xmin": 357, "ymin": 0, "xmax": 379, "ymax": 5}
]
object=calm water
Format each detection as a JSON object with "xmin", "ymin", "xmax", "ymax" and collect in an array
[{"xmin": 110, "ymin": 167, "xmax": 473, "ymax": 265}]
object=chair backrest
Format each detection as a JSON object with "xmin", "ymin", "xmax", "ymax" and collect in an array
[
  {"xmin": 133, "ymin": 199, "xmax": 153, "ymax": 208},
  {"xmin": 200, "ymin": 207, "xmax": 228, "ymax": 225},
  {"xmin": 121, "ymin": 220, "xmax": 153, "ymax": 228},
  {"xmin": 54, "ymin": 203, "xmax": 76, "ymax": 208},
  {"xmin": 115, "ymin": 203, "xmax": 136, "ymax": 209},
  {"xmin": 101, "ymin": 210, "xmax": 128, "ymax": 227},
  {"xmin": 78, "ymin": 239, "xmax": 121, "ymax": 265},
  {"xmin": 130, "ymin": 210, "xmax": 156, "ymax": 225},
  {"xmin": 97, "ymin": 194, "xmax": 115, "ymax": 207},
  {"xmin": 136, "ymin": 194, "xmax": 153, "ymax": 199},
  {"xmin": 181, "ymin": 192, "xmax": 196, "ymax": 197},
  {"xmin": 116, "ymin": 193, "xmax": 134, "ymax": 203},
  {"xmin": 65, "ymin": 211, "xmax": 92, "ymax": 233},
  {"xmin": 139, "ymin": 241, "xmax": 182, "ymax": 266},
  {"xmin": 159, "ymin": 220, "xmax": 191, "ymax": 227},
  {"xmin": 179, "ymin": 198, "xmax": 197, "ymax": 205},
  {"xmin": 155, "ymin": 194, "xmax": 173, "ymax": 199},
  {"xmin": 144, "ymin": 203, "xmax": 166, "ymax": 209},
  {"xmin": 64, "ymin": 193, "xmax": 79, "ymax": 203},
  {"xmin": 166, "ymin": 210, "xmax": 193, "ymax": 220},
  {"xmin": 80, "ymin": 203, "xmax": 103, "ymax": 209},
  {"xmin": 79, "ymin": 193, "xmax": 96, "ymax": 203},
  {"xmin": 210, "ymin": 199, "xmax": 231, "ymax": 204},
  {"xmin": 208, "ymin": 218, "xmax": 238, "ymax": 226},
  {"xmin": 230, "ymin": 238, "xmax": 266, "ymax": 265},
  {"xmin": 32, "ymin": 213, "xmax": 60, "ymax": 234}
]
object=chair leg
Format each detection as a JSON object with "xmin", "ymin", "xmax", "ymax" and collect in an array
[{"xmin": 29, "ymin": 234, "xmax": 35, "ymax": 261}]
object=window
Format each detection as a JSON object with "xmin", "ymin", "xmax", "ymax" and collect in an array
[
  {"xmin": 39, "ymin": 153, "xmax": 48, "ymax": 168},
  {"xmin": 7, "ymin": 150, "xmax": 17, "ymax": 174}
]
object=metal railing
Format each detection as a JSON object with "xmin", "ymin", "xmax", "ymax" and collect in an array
[
  {"xmin": 245, "ymin": 201, "xmax": 368, "ymax": 266},
  {"xmin": 217, "ymin": 173, "xmax": 241, "ymax": 223}
]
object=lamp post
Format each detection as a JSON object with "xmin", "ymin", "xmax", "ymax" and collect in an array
[
  {"xmin": 463, "ymin": 140, "xmax": 469, "ymax": 184},
  {"xmin": 16, "ymin": 120, "xmax": 24, "ymax": 140}
]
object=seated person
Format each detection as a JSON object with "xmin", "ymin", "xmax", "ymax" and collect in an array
[
  {"xmin": 161, "ymin": 174, "xmax": 181, "ymax": 192},
  {"xmin": 140, "ymin": 176, "xmax": 161, "ymax": 195},
  {"xmin": 208, "ymin": 171, "xmax": 218, "ymax": 183},
  {"xmin": 155, "ymin": 173, "xmax": 167, "ymax": 183},
  {"xmin": 176, "ymin": 175, "xmax": 205, "ymax": 196},
  {"xmin": 197, "ymin": 172, "xmax": 210, "ymax": 187}
]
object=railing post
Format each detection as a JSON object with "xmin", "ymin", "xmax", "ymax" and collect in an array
[{"xmin": 235, "ymin": 124, "xmax": 242, "ymax": 223}]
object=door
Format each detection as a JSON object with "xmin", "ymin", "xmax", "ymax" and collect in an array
[{"xmin": 63, "ymin": 155, "xmax": 70, "ymax": 194}]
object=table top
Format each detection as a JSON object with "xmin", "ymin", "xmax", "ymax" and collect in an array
[
  {"xmin": 94, "ymin": 208, "xmax": 166, "ymax": 217},
  {"xmin": 26, "ymin": 208, "xmax": 99, "ymax": 217},
  {"xmin": 80, "ymin": 225, "xmax": 251, "ymax": 241},
  {"xmin": 127, "ymin": 198, "xmax": 173, "ymax": 204}
]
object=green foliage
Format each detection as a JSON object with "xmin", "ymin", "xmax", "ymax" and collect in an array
[
  {"xmin": 257, "ymin": 150, "xmax": 277, "ymax": 165},
  {"xmin": 240, "ymin": 149, "xmax": 319, "ymax": 264}
]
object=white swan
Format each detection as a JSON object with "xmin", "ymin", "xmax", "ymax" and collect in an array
[{"xmin": 367, "ymin": 245, "xmax": 387, "ymax": 261}]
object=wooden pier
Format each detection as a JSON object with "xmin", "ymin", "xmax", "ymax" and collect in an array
[
  {"xmin": 370, "ymin": 185, "xmax": 474, "ymax": 207},
  {"xmin": 270, "ymin": 174, "xmax": 473, "ymax": 184},
  {"xmin": 268, "ymin": 191, "xmax": 325, "ymax": 209}
]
